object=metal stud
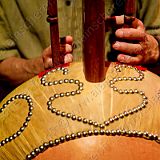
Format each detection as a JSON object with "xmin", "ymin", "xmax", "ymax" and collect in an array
[
  {"xmin": 77, "ymin": 132, "xmax": 82, "ymax": 138},
  {"xmin": 49, "ymin": 140, "xmax": 54, "ymax": 147},
  {"xmin": 66, "ymin": 113, "xmax": 72, "ymax": 118},
  {"xmin": 48, "ymin": 82, "xmax": 53, "ymax": 86},
  {"xmin": 64, "ymin": 79, "xmax": 69, "ymax": 83},
  {"xmin": 60, "ymin": 137, "xmax": 65, "ymax": 143},
  {"xmin": 89, "ymin": 120, "xmax": 93, "ymax": 125},
  {"xmin": 17, "ymin": 131, "xmax": 22, "ymax": 136},
  {"xmin": 39, "ymin": 145, "xmax": 44, "ymax": 151},
  {"xmin": 53, "ymin": 81, "xmax": 58, "ymax": 85},
  {"xmin": 71, "ymin": 91, "xmax": 76, "ymax": 96},
  {"xmin": 94, "ymin": 130, "xmax": 99, "ymax": 135},
  {"xmin": 48, "ymin": 106, "xmax": 52, "ymax": 110},
  {"xmin": 79, "ymin": 82, "xmax": 83, "ymax": 86},
  {"xmin": 77, "ymin": 117, "xmax": 82, "ymax": 121},
  {"xmin": 56, "ymin": 110, "xmax": 61, "ymax": 115},
  {"xmin": 75, "ymin": 80, "xmax": 80, "ymax": 84},
  {"xmin": 54, "ymin": 139, "xmax": 60, "ymax": 145},
  {"xmin": 58, "ymin": 80, "xmax": 63, "ymax": 84},
  {"xmin": 82, "ymin": 131, "xmax": 88, "ymax": 137},
  {"xmin": 60, "ymin": 93, "xmax": 65, "ymax": 97},
  {"xmin": 31, "ymin": 151, "xmax": 36, "ymax": 157},
  {"xmin": 76, "ymin": 90, "xmax": 81, "ymax": 94},
  {"xmin": 34, "ymin": 148, "xmax": 40, "ymax": 154},
  {"xmin": 26, "ymin": 154, "xmax": 32, "ymax": 160},
  {"xmin": 99, "ymin": 124, "xmax": 105, "ymax": 129},
  {"xmin": 105, "ymin": 130, "xmax": 111, "ymax": 135},
  {"xmin": 51, "ymin": 108, "xmax": 57, "ymax": 113},
  {"xmin": 100, "ymin": 130, "xmax": 105, "ymax": 135},
  {"xmin": 93, "ymin": 122, "xmax": 99, "ymax": 127},
  {"xmin": 72, "ymin": 115, "xmax": 77, "ymax": 120},
  {"xmin": 54, "ymin": 94, "xmax": 59, "ymax": 98},
  {"xmin": 65, "ymin": 135, "xmax": 70, "ymax": 141},
  {"xmin": 5, "ymin": 138, "xmax": 9, "ymax": 143},
  {"xmin": 104, "ymin": 121, "xmax": 110, "ymax": 126},
  {"xmin": 65, "ymin": 92, "xmax": 71, "ymax": 96},
  {"xmin": 50, "ymin": 96, "xmax": 55, "ymax": 101},
  {"xmin": 88, "ymin": 130, "xmax": 93, "ymax": 136},
  {"xmin": 83, "ymin": 118, "xmax": 88, "ymax": 124},
  {"xmin": 61, "ymin": 112, "xmax": 66, "ymax": 117},
  {"xmin": 71, "ymin": 133, "xmax": 76, "ymax": 139},
  {"xmin": 69, "ymin": 79, "xmax": 74, "ymax": 83}
]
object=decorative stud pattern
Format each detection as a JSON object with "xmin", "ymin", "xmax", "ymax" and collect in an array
[
  {"xmin": 42, "ymin": 65, "xmax": 148, "ymax": 129},
  {"xmin": 40, "ymin": 67, "xmax": 69, "ymax": 86},
  {"xmin": 104, "ymin": 64, "xmax": 147, "ymax": 126},
  {"xmin": 26, "ymin": 129, "xmax": 160, "ymax": 159},
  {"xmin": 0, "ymin": 94, "xmax": 33, "ymax": 147},
  {"xmin": 1, "ymin": 65, "xmax": 159, "ymax": 160}
]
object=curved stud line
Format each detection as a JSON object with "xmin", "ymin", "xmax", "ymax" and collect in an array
[
  {"xmin": 0, "ymin": 94, "xmax": 33, "ymax": 147},
  {"xmin": 26, "ymin": 129, "xmax": 160, "ymax": 159}
]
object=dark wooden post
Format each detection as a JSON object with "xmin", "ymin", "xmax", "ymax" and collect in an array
[
  {"xmin": 47, "ymin": 0, "xmax": 63, "ymax": 68},
  {"xmin": 125, "ymin": 0, "xmax": 136, "ymax": 16},
  {"xmin": 83, "ymin": 0, "xmax": 106, "ymax": 83}
]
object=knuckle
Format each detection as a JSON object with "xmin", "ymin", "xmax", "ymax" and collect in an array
[{"xmin": 141, "ymin": 32, "xmax": 146, "ymax": 40}]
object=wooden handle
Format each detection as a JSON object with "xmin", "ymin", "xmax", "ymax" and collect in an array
[
  {"xmin": 47, "ymin": 0, "xmax": 63, "ymax": 68},
  {"xmin": 83, "ymin": 0, "xmax": 106, "ymax": 83}
]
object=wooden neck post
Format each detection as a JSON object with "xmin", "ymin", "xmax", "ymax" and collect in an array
[
  {"xmin": 47, "ymin": 0, "xmax": 63, "ymax": 68},
  {"xmin": 47, "ymin": 0, "xmax": 136, "ymax": 81},
  {"xmin": 125, "ymin": 0, "xmax": 136, "ymax": 16},
  {"xmin": 83, "ymin": 0, "xmax": 106, "ymax": 83}
]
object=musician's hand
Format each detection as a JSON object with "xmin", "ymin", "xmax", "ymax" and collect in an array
[
  {"xmin": 112, "ymin": 16, "xmax": 160, "ymax": 65},
  {"xmin": 42, "ymin": 36, "xmax": 73, "ymax": 69}
]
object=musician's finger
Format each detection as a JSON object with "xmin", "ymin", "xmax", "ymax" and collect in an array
[
  {"xmin": 60, "ymin": 44, "xmax": 72, "ymax": 54},
  {"xmin": 65, "ymin": 44, "xmax": 72, "ymax": 53},
  {"xmin": 129, "ymin": 17, "xmax": 145, "ymax": 30},
  {"xmin": 115, "ymin": 28, "xmax": 146, "ymax": 41},
  {"xmin": 117, "ymin": 54, "xmax": 143, "ymax": 65},
  {"xmin": 66, "ymin": 36, "xmax": 73, "ymax": 45},
  {"xmin": 112, "ymin": 41, "xmax": 143, "ymax": 55},
  {"xmin": 44, "ymin": 58, "xmax": 53, "ymax": 69},
  {"xmin": 60, "ymin": 36, "xmax": 73, "ymax": 45},
  {"xmin": 64, "ymin": 53, "xmax": 73, "ymax": 63}
]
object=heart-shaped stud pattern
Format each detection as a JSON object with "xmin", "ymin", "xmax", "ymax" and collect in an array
[
  {"xmin": 40, "ymin": 65, "xmax": 148, "ymax": 129},
  {"xmin": 0, "ymin": 94, "xmax": 33, "ymax": 147}
]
